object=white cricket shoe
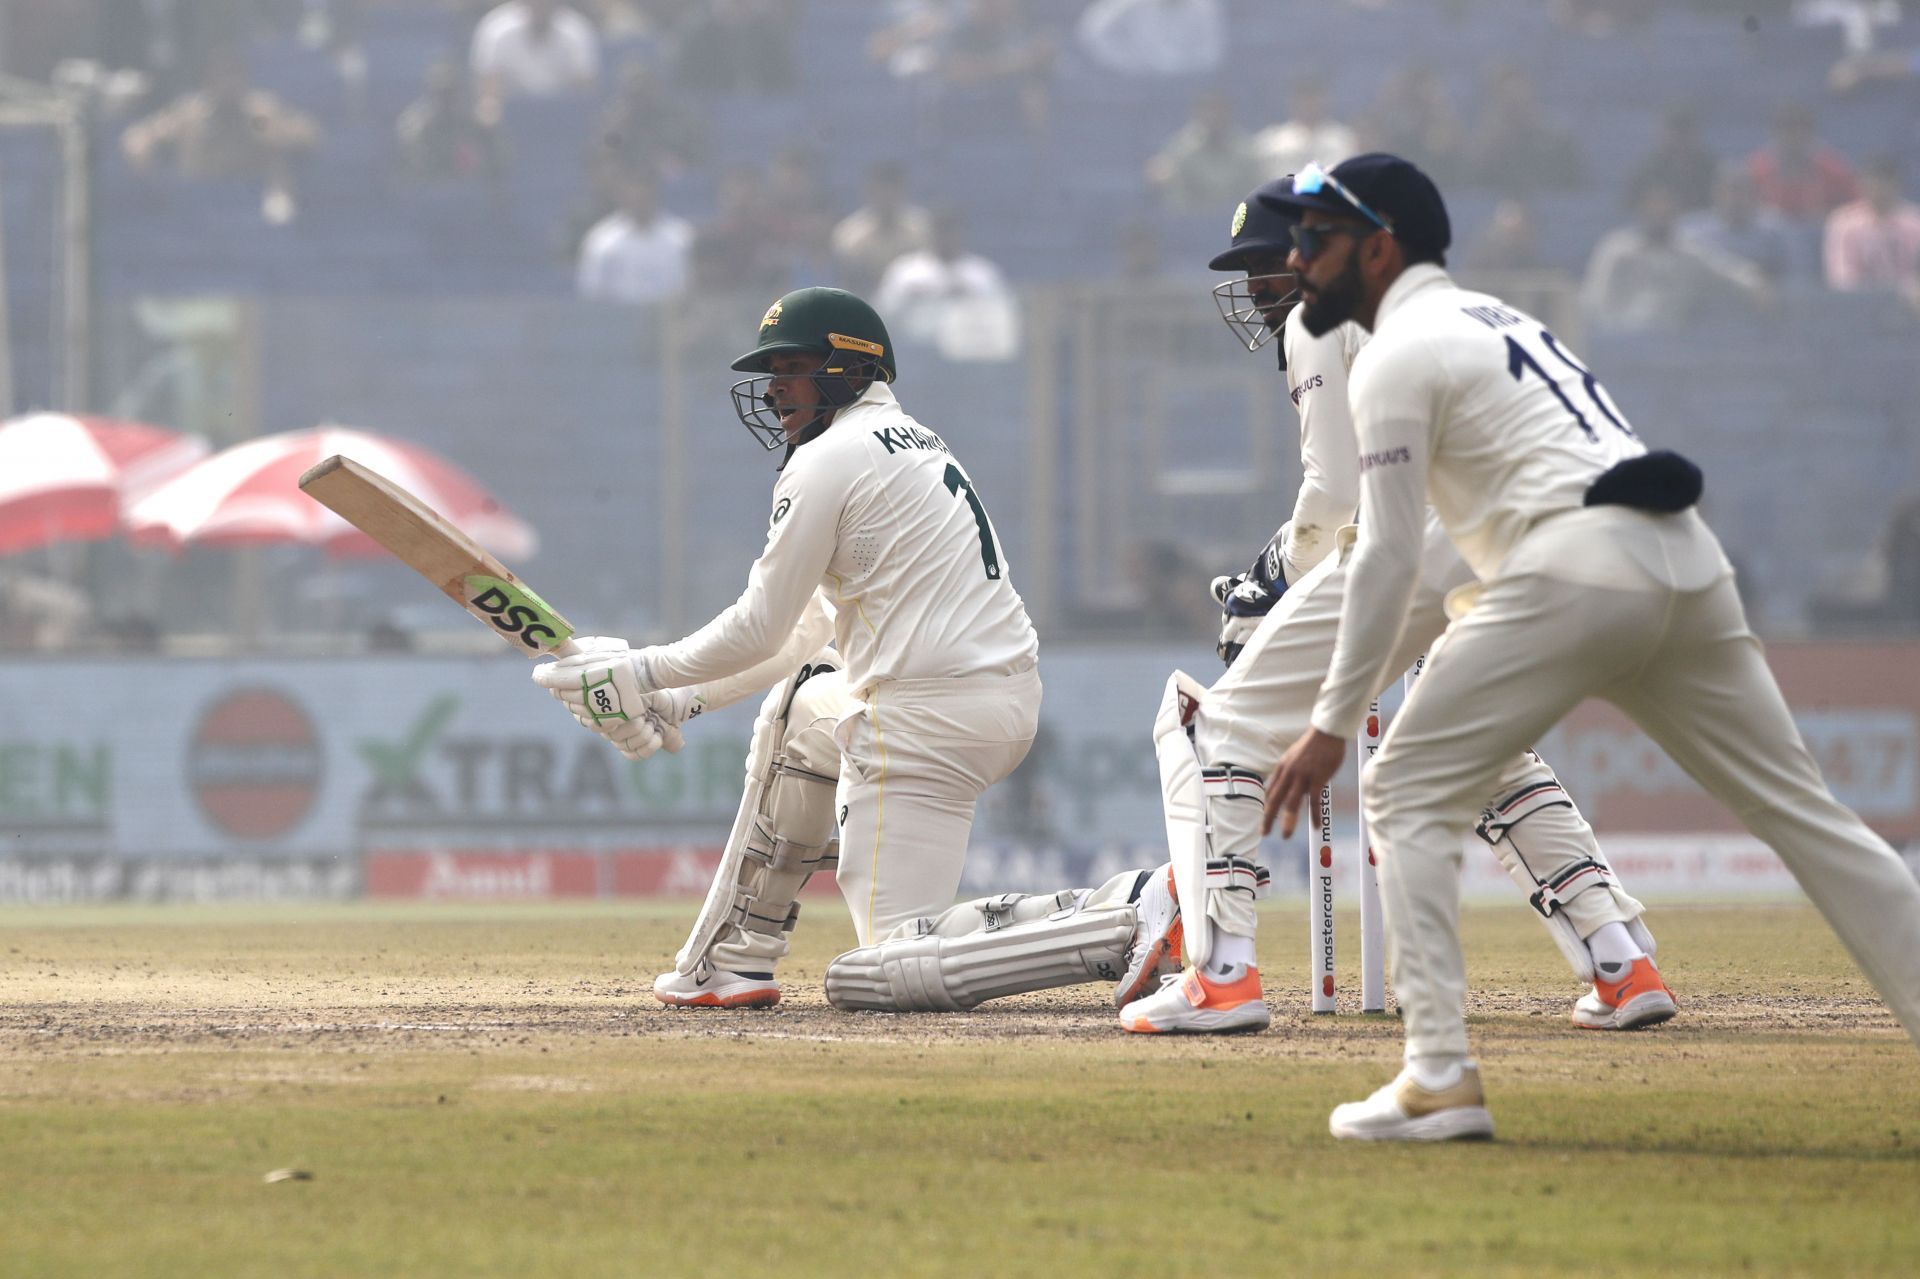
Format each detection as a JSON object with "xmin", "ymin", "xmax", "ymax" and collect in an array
[
  {"xmin": 1571, "ymin": 955, "xmax": 1678, "ymax": 1030},
  {"xmin": 1118, "ymin": 966, "xmax": 1270, "ymax": 1034},
  {"xmin": 653, "ymin": 966, "xmax": 781, "ymax": 1009},
  {"xmin": 1114, "ymin": 864, "xmax": 1184, "ymax": 1008},
  {"xmin": 1329, "ymin": 1063, "xmax": 1495, "ymax": 1142}
]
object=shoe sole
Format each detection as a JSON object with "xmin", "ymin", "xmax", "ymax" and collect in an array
[
  {"xmin": 1120, "ymin": 1003, "xmax": 1269, "ymax": 1035},
  {"xmin": 656, "ymin": 988, "xmax": 781, "ymax": 1009},
  {"xmin": 1330, "ymin": 1106, "xmax": 1495, "ymax": 1142},
  {"xmin": 1573, "ymin": 989, "xmax": 1677, "ymax": 1031}
]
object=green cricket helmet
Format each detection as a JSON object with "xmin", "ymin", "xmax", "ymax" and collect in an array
[{"xmin": 730, "ymin": 287, "xmax": 897, "ymax": 453}]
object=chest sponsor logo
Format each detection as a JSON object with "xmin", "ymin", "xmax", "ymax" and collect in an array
[
  {"xmin": 1290, "ymin": 373, "xmax": 1323, "ymax": 406},
  {"xmin": 1360, "ymin": 446, "xmax": 1412, "ymax": 471}
]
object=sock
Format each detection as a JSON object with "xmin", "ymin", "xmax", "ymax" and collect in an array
[
  {"xmin": 1587, "ymin": 920, "xmax": 1646, "ymax": 977},
  {"xmin": 1203, "ymin": 930, "xmax": 1256, "ymax": 981},
  {"xmin": 1406, "ymin": 1054, "xmax": 1468, "ymax": 1091}
]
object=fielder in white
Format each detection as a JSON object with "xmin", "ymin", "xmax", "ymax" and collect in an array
[
  {"xmin": 532, "ymin": 287, "xmax": 1166, "ymax": 1012},
  {"xmin": 1258, "ymin": 154, "xmax": 1920, "ymax": 1141},
  {"xmin": 1121, "ymin": 175, "xmax": 1673, "ymax": 1035}
]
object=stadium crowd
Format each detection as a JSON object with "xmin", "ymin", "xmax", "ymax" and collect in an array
[{"xmin": 0, "ymin": 0, "xmax": 1917, "ymax": 646}]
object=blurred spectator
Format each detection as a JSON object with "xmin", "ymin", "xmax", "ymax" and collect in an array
[
  {"xmin": 120, "ymin": 43, "xmax": 320, "ymax": 225},
  {"xmin": 693, "ymin": 164, "xmax": 790, "ymax": 296},
  {"xmin": 1253, "ymin": 75, "xmax": 1358, "ymax": 180},
  {"xmin": 585, "ymin": 0, "xmax": 657, "ymax": 42},
  {"xmin": 1677, "ymin": 163, "xmax": 1806, "ymax": 284},
  {"xmin": 1748, "ymin": 102, "xmax": 1859, "ymax": 223},
  {"xmin": 868, "ymin": 0, "xmax": 953, "ymax": 79},
  {"xmin": 832, "ymin": 160, "xmax": 935, "ymax": 296},
  {"xmin": 876, "ymin": 210, "xmax": 1021, "ymax": 360},
  {"xmin": 763, "ymin": 143, "xmax": 836, "ymax": 281},
  {"xmin": 293, "ymin": 0, "xmax": 370, "ymax": 117},
  {"xmin": 576, "ymin": 167, "xmax": 693, "ymax": 304},
  {"xmin": 1830, "ymin": 46, "xmax": 1920, "ymax": 94},
  {"xmin": 592, "ymin": 59, "xmax": 708, "ymax": 180},
  {"xmin": 470, "ymin": 0, "xmax": 599, "ymax": 123},
  {"xmin": 1359, "ymin": 63, "xmax": 1463, "ymax": 183},
  {"xmin": 1462, "ymin": 198, "xmax": 1541, "ymax": 272},
  {"xmin": 1145, "ymin": 90, "xmax": 1265, "ymax": 213},
  {"xmin": 1464, "ymin": 63, "xmax": 1582, "ymax": 193},
  {"xmin": 1627, "ymin": 106, "xmax": 1717, "ymax": 213},
  {"xmin": 1582, "ymin": 177, "xmax": 1771, "ymax": 333},
  {"xmin": 670, "ymin": 0, "xmax": 797, "ymax": 95},
  {"xmin": 1823, "ymin": 157, "xmax": 1920, "ymax": 299},
  {"xmin": 1075, "ymin": 0, "xmax": 1225, "ymax": 77},
  {"xmin": 941, "ymin": 0, "xmax": 1058, "ymax": 132},
  {"xmin": 0, "ymin": 569, "xmax": 90, "ymax": 650},
  {"xmin": 396, "ymin": 60, "xmax": 502, "ymax": 183},
  {"xmin": 1800, "ymin": 0, "xmax": 1906, "ymax": 56},
  {"xmin": 1815, "ymin": 495, "xmax": 1920, "ymax": 631}
]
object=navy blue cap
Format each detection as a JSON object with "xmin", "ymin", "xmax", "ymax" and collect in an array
[
  {"xmin": 1208, "ymin": 176, "xmax": 1301, "ymax": 271},
  {"xmin": 1258, "ymin": 152, "xmax": 1451, "ymax": 259}
]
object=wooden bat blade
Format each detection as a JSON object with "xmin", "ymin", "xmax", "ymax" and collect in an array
[{"xmin": 298, "ymin": 454, "xmax": 577, "ymax": 657}]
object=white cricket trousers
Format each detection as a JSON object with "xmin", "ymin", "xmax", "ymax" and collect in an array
[
  {"xmin": 1369, "ymin": 505, "xmax": 1920, "ymax": 1060},
  {"xmin": 834, "ymin": 666, "xmax": 1042, "ymax": 945},
  {"xmin": 1192, "ymin": 520, "xmax": 1631, "ymax": 942}
]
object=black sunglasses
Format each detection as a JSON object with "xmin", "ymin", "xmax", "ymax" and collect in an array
[{"xmin": 1289, "ymin": 222, "xmax": 1378, "ymax": 262}]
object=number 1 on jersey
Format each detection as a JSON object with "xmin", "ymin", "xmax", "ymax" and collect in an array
[
  {"xmin": 1504, "ymin": 327, "xmax": 1634, "ymax": 443},
  {"xmin": 942, "ymin": 463, "xmax": 1001, "ymax": 580}
]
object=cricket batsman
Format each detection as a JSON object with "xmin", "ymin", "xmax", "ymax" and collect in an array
[
  {"xmin": 532, "ymin": 287, "xmax": 1169, "ymax": 1011},
  {"xmin": 1119, "ymin": 173, "xmax": 1676, "ymax": 1035}
]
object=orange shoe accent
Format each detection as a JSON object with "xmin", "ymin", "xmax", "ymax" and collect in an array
[
  {"xmin": 1182, "ymin": 965, "xmax": 1264, "ymax": 1009},
  {"xmin": 1591, "ymin": 955, "xmax": 1669, "ymax": 1009},
  {"xmin": 661, "ymin": 988, "xmax": 781, "ymax": 1010}
]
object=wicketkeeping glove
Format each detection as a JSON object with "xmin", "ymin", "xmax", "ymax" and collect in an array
[{"xmin": 1212, "ymin": 528, "xmax": 1290, "ymax": 668}]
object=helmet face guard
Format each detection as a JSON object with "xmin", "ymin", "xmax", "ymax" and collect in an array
[
  {"xmin": 730, "ymin": 334, "xmax": 893, "ymax": 452},
  {"xmin": 1211, "ymin": 271, "xmax": 1300, "ymax": 352}
]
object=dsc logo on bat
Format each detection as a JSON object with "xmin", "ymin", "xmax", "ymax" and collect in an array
[{"xmin": 464, "ymin": 575, "xmax": 573, "ymax": 652}]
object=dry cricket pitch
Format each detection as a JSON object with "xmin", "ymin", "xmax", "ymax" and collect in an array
[{"xmin": 3, "ymin": 900, "xmax": 1917, "ymax": 1277}]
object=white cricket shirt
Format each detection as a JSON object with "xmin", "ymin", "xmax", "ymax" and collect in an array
[
  {"xmin": 1278, "ymin": 315, "xmax": 1367, "ymax": 581},
  {"xmin": 642, "ymin": 382, "xmax": 1038, "ymax": 696},
  {"xmin": 1312, "ymin": 264, "xmax": 1646, "ymax": 737}
]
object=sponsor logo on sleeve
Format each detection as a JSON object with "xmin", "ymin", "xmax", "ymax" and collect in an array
[
  {"xmin": 771, "ymin": 497, "xmax": 791, "ymax": 524},
  {"xmin": 1360, "ymin": 446, "xmax": 1412, "ymax": 472}
]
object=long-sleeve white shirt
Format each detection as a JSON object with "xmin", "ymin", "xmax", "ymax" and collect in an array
[
  {"xmin": 639, "ymin": 382, "xmax": 1038, "ymax": 698},
  {"xmin": 1311, "ymin": 264, "xmax": 1647, "ymax": 738},
  {"xmin": 1278, "ymin": 315, "xmax": 1367, "ymax": 582}
]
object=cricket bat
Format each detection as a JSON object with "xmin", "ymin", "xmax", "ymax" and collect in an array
[{"xmin": 297, "ymin": 454, "xmax": 578, "ymax": 658}]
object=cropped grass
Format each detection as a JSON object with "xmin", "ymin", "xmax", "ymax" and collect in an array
[{"xmin": 2, "ymin": 901, "xmax": 1916, "ymax": 1277}]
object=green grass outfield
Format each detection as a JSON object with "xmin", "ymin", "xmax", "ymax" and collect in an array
[{"xmin": 3, "ymin": 900, "xmax": 1917, "ymax": 1278}]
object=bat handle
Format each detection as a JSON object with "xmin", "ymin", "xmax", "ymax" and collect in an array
[{"xmin": 549, "ymin": 638, "xmax": 582, "ymax": 659}]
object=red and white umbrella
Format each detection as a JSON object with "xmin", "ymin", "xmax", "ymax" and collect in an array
[
  {"xmin": 0, "ymin": 413, "xmax": 208, "ymax": 555},
  {"xmin": 126, "ymin": 425, "xmax": 537, "ymax": 560}
]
